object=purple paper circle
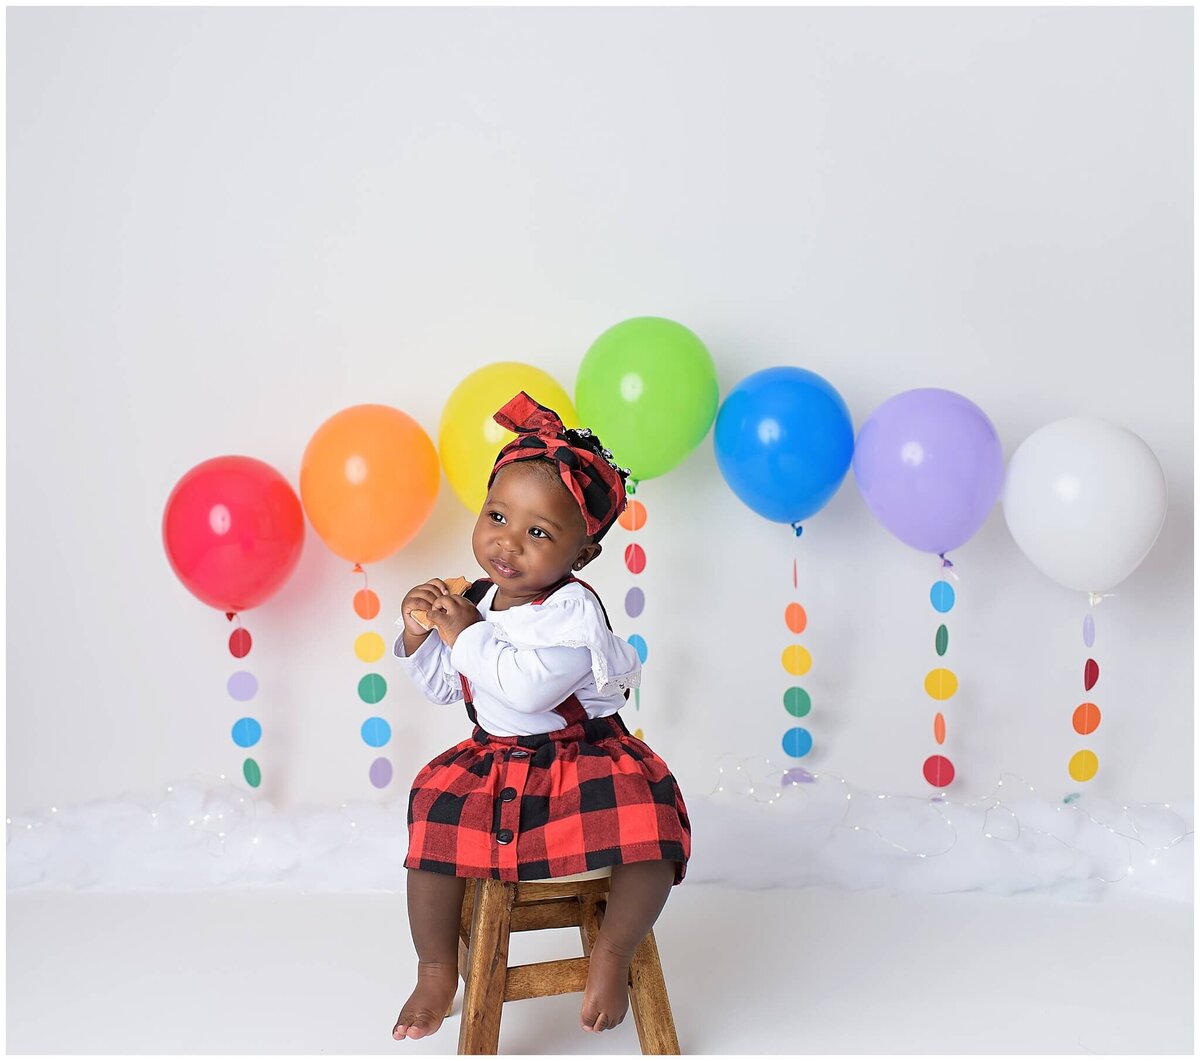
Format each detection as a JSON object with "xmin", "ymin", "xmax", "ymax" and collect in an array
[
  {"xmin": 227, "ymin": 671, "xmax": 258, "ymax": 701},
  {"xmin": 368, "ymin": 757, "xmax": 393, "ymax": 788},
  {"xmin": 1083, "ymin": 614, "xmax": 1096, "ymax": 648},
  {"xmin": 625, "ymin": 587, "xmax": 645, "ymax": 618}
]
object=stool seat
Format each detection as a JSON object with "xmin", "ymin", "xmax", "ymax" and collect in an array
[{"xmin": 453, "ymin": 870, "xmax": 679, "ymax": 1055}]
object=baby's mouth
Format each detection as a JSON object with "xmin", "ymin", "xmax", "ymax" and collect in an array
[{"xmin": 490, "ymin": 558, "xmax": 520, "ymax": 578}]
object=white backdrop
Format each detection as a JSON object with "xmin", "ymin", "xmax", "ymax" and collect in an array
[{"xmin": 7, "ymin": 6, "xmax": 1192, "ymax": 824}]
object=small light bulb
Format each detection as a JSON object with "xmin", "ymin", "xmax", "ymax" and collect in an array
[
  {"xmin": 167, "ymin": 786, "xmax": 173, "ymax": 793},
  {"xmin": 219, "ymin": 774, "xmax": 226, "ymax": 781},
  {"xmin": 252, "ymin": 837, "xmax": 260, "ymax": 844},
  {"xmin": 50, "ymin": 807, "xmax": 57, "ymax": 814},
  {"xmin": 218, "ymin": 832, "xmax": 225, "ymax": 839},
  {"xmin": 1150, "ymin": 858, "xmax": 1158, "ymax": 866}
]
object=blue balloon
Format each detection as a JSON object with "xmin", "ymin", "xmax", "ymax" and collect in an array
[{"xmin": 714, "ymin": 367, "xmax": 855, "ymax": 524}]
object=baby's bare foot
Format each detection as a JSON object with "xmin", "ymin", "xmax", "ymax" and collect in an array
[
  {"xmin": 392, "ymin": 961, "xmax": 458, "ymax": 1041},
  {"xmin": 580, "ymin": 936, "xmax": 632, "ymax": 1033}
]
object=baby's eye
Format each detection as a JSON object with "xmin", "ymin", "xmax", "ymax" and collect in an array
[
  {"xmin": 488, "ymin": 512, "xmax": 506, "ymax": 524},
  {"xmin": 529, "ymin": 527, "xmax": 549, "ymax": 540}
]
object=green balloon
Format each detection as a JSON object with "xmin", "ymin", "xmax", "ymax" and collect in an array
[{"xmin": 575, "ymin": 317, "xmax": 719, "ymax": 481}]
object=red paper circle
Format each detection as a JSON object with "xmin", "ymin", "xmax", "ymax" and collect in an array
[
  {"xmin": 923, "ymin": 754, "xmax": 955, "ymax": 788},
  {"xmin": 1083, "ymin": 659, "xmax": 1099, "ymax": 691},
  {"xmin": 624, "ymin": 543, "xmax": 646, "ymax": 575},
  {"xmin": 229, "ymin": 628, "xmax": 253, "ymax": 658}
]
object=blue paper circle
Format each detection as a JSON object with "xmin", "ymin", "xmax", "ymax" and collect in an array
[
  {"xmin": 231, "ymin": 717, "xmax": 262, "ymax": 748},
  {"xmin": 627, "ymin": 634, "xmax": 648, "ymax": 663},
  {"xmin": 930, "ymin": 580, "xmax": 956, "ymax": 613},
  {"xmin": 782, "ymin": 726, "xmax": 813, "ymax": 758},
  {"xmin": 360, "ymin": 716, "xmax": 392, "ymax": 748}
]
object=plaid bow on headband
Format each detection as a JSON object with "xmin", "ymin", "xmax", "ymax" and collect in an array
[{"xmin": 488, "ymin": 392, "xmax": 628, "ymax": 540}]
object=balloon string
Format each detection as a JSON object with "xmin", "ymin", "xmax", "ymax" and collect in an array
[
  {"xmin": 352, "ymin": 563, "xmax": 369, "ymax": 590},
  {"xmin": 938, "ymin": 553, "xmax": 961, "ymax": 582}
]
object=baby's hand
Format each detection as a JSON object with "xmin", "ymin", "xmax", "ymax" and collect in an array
[
  {"xmin": 429, "ymin": 594, "xmax": 483, "ymax": 648},
  {"xmin": 401, "ymin": 579, "xmax": 450, "ymax": 639}
]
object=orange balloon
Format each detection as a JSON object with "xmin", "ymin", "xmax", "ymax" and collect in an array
[{"xmin": 300, "ymin": 404, "xmax": 439, "ymax": 564}]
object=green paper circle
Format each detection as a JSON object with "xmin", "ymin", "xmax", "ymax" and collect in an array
[
  {"xmin": 784, "ymin": 687, "xmax": 811, "ymax": 717},
  {"xmin": 358, "ymin": 673, "xmax": 387, "ymax": 704},
  {"xmin": 935, "ymin": 625, "xmax": 949, "ymax": 656},
  {"xmin": 243, "ymin": 757, "xmax": 261, "ymax": 788}
]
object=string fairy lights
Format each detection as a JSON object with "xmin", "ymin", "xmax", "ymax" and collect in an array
[{"xmin": 707, "ymin": 754, "xmax": 1193, "ymax": 888}]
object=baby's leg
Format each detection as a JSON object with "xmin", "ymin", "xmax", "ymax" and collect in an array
[
  {"xmin": 580, "ymin": 860, "xmax": 676, "ymax": 1033},
  {"xmin": 392, "ymin": 869, "xmax": 467, "ymax": 1041}
]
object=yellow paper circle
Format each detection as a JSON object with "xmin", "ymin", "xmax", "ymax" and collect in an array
[
  {"xmin": 355, "ymin": 632, "xmax": 386, "ymax": 663},
  {"xmin": 1068, "ymin": 749, "xmax": 1099, "ymax": 782},
  {"xmin": 782, "ymin": 645, "xmax": 812, "ymax": 676},
  {"xmin": 924, "ymin": 668, "xmax": 958, "ymax": 700}
]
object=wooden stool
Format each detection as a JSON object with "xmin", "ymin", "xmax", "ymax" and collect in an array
[{"xmin": 453, "ymin": 869, "xmax": 680, "ymax": 1055}]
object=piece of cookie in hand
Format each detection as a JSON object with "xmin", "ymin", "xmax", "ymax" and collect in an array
[{"xmin": 409, "ymin": 576, "xmax": 472, "ymax": 632}]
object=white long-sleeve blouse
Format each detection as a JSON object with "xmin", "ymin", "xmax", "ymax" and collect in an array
[{"xmin": 392, "ymin": 580, "xmax": 642, "ymax": 737}]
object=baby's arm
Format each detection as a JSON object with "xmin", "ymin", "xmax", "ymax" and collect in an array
[
  {"xmin": 393, "ymin": 579, "xmax": 465, "ymax": 705},
  {"xmin": 450, "ymin": 624, "xmax": 593, "ymax": 714}
]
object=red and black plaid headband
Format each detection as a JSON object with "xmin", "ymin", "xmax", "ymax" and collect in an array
[{"xmin": 488, "ymin": 392, "xmax": 628, "ymax": 540}]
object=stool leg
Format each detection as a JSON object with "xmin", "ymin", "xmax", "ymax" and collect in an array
[
  {"xmin": 458, "ymin": 879, "xmax": 515, "ymax": 1055},
  {"xmin": 628, "ymin": 929, "xmax": 680, "ymax": 1055},
  {"xmin": 577, "ymin": 892, "xmax": 605, "ymax": 958}
]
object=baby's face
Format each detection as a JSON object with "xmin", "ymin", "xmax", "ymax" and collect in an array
[{"xmin": 472, "ymin": 461, "xmax": 599, "ymax": 602}]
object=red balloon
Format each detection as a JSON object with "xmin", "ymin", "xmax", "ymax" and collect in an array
[{"xmin": 163, "ymin": 456, "xmax": 304, "ymax": 612}]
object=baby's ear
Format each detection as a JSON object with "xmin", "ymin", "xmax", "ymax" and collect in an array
[{"xmin": 575, "ymin": 542, "xmax": 602, "ymax": 569}]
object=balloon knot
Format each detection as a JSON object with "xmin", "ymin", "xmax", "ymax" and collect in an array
[
  {"xmin": 626, "ymin": 478, "xmax": 638, "ymax": 496},
  {"xmin": 352, "ymin": 563, "xmax": 363, "ymax": 574},
  {"xmin": 225, "ymin": 612, "xmax": 236, "ymax": 622},
  {"xmin": 791, "ymin": 522, "xmax": 804, "ymax": 538},
  {"xmin": 1087, "ymin": 592, "xmax": 1117, "ymax": 607},
  {"xmin": 938, "ymin": 553, "xmax": 960, "ymax": 581}
]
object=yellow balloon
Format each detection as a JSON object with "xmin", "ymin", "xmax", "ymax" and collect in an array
[{"xmin": 440, "ymin": 363, "xmax": 577, "ymax": 513}]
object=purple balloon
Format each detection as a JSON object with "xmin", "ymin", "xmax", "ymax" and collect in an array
[{"xmin": 852, "ymin": 389, "xmax": 1003, "ymax": 554}]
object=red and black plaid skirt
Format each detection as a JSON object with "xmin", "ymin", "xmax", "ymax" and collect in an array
[{"xmin": 406, "ymin": 712, "xmax": 690, "ymax": 884}]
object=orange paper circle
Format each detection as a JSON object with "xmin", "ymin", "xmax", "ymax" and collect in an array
[
  {"xmin": 933, "ymin": 713, "xmax": 946, "ymax": 744},
  {"xmin": 785, "ymin": 603, "xmax": 808, "ymax": 634},
  {"xmin": 1073, "ymin": 703, "xmax": 1101, "ymax": 736},
  {"xmin": 618, "ymin": 500, "xmax": 647, "ymax": 531},
  {"xmin": 354, "ymin": 589, "xmax": 381, "ymax": 619}
]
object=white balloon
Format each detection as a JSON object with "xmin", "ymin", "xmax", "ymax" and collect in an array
[{"xmin": 1002, "ymin": 418, "xmax": 1166, "ymax": 593}]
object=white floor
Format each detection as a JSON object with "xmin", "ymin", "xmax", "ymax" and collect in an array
[{"xmin": 6, "ymin": 885, "xmax": 1192, "ymax": 1055}]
